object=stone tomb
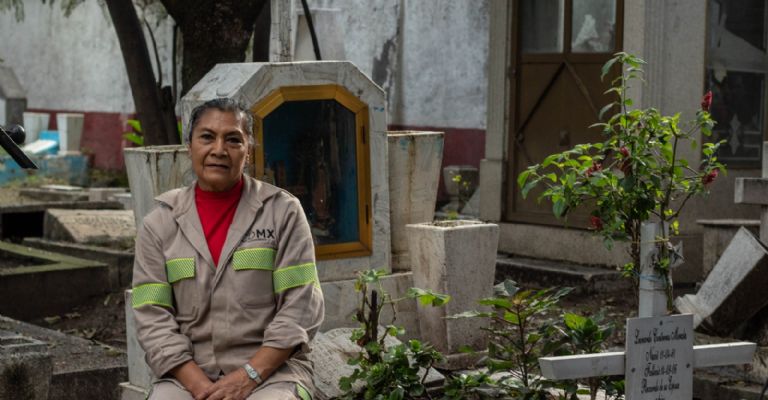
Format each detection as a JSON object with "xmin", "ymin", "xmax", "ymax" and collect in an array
[
  {"xmin": 43, "ymin": 208, "xmax": 136, "ymax": 249},
  {"xmin": 181, "ymin": 61, "xmax": 390, "ymax": 281},
  {"xmin": 0, "ymin": 240, "xmax": 111, "ymax": 320}
]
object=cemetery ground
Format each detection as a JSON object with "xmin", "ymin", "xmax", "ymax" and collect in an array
[{"xmin": 0, "ymin": 180, "xmax": 760, "ymax": 399}]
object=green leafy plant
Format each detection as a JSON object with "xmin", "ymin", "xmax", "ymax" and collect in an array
[
  {"xmin": 517, "ymin": 52, "xmax": 725, "ymax": 303},
  {"xmin": 123, "ymin": 119, "xmax": 183, "ymax": 146},
  {"xmin": 339, "ymin": 269, "xmax": 449, "ymax": 400},
  {"xmin": 558, "ymin": 313, "xmax": 620, "ymax": 400},
  {"xmin": 450, "ymin": 280, "xmax": 573, "ymax": 400}
]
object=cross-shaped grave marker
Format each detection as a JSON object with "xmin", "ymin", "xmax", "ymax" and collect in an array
[{"xmin": 538, "ymin": 223, "xmax": 756, "ymax": 400}]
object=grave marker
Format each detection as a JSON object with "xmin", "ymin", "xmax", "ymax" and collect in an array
[
  {"xmin": 625, "ymin": 314, "xmax": 693, "ymax": 400},
  {"xmin": 539, "ymin": 224, "xmax": 756, "ymax": 399}
]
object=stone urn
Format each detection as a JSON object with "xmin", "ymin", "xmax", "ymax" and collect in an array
[
  {"xmin": 388, "ymin": 131, "xmax": 444, "ymax": 271},
  {"xmin": 123, "ymin": 145, "xmax": 195, "ymax": 228},
  {"xmin": 406, "ymin": 219, "xmax": 499, "ymax": 369}
]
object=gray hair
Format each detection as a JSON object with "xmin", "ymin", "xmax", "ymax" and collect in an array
[{"xmin": 186, "ymin": 98, "xmax": 255, "ymax": 146}]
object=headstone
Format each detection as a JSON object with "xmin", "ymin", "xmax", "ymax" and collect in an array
[
  {"xmin": 625, "ymin": 314, "xmax": 693, "ymax": 400},
  {"xmin": 22, "ymin": 112, "xmax": 49, "ymax": 144},
  {"xmin": 675, "ymin": 227, "xmax": 768, "ymax": 334},
  {"xmin": 0, "ymin": 333, "xmax": 52, "ymax": 400},
  {"xmin": 44, "ymin": 208, "xmax": 136, "ymax": 248},
  {"xmin": 307, "ymin": 328, "xmax": 444, "ymax": 400},
  {"xmin": 0, "ymin": 66, "xmax": 27, "ymax": 127},
  {"xmin": 56, "ymin": 113, "xmax": 84, "ymax": 154}
]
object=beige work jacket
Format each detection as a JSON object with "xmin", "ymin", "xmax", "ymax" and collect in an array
[{"xmin": 132, "ymin": 175, "xmax": 324, "ymax": 391}]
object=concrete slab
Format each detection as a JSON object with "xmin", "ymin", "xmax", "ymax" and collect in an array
[
  {"xmin": 0, "ymin": 315, "xmax": 126, "ymax": 400},
  {"xmin": 697, "ymin": 219, "xmax": 760, "ymax": 279},
  {"xmin": 0, "ymin": 240, "xmax": 110, "ymax": 320},
  {"xmin": 23, "ymin": 238, "xmax": 134, "ymax": 289},
  {"xmin": 496, "ymin": 254, "xmax": 633, "ymax": 294},
  {"xmin": 0, "ymin": 333, "xmax": 51, "ymax": 400},
  {"xmin": 0, "ymin": 199, "xmax": 122, "ymax": 240}
]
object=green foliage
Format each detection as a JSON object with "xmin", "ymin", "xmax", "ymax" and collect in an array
[
  {"xmin": 122, "ymin": 118, "xmax": 183, "ymax": 147},
  {"xmin": 340, "ymin": 270, "xmax": 449, "ymax": 400},
  {"xmin": 449, "ymin": 280, "xmax": 573, "ymax": 400},
  {"xmin": 558, "ymin": 313, "xmax": 621, "ymax": 400},
  {"xmin": 517, "ymin": 52, "xmax": 725, "ymax": 300}
]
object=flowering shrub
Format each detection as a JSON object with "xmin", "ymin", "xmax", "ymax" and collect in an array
[{"xmin": 517, "ymin": 53, "xmax": 725, "ymax": 298}]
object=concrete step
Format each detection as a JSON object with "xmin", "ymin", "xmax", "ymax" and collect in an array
[
  {"xmin": 495, "ymin": 254, "xmax": 633, "ymax": 294},
  {"xmin": 0, "ymin": 315, "xmax": 126, "ymax": 400}
]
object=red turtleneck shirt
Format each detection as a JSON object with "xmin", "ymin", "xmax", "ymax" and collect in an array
[{"xmin": 194, "ymin": 178, "xmax": 244, "ymax": 266}]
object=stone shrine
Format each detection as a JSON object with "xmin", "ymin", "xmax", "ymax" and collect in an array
[{"xmin": 181, "ymin": 61, "xmax": 390, "ymax": 281}]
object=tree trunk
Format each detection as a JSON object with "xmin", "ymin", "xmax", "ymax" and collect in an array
[
  {"xmin": 105, "ymin": 0, "xmax": 178, "ymax": 146},
  {"xmin": 162, "ymin": 0, "xmax": 268, "ymax": 96}
]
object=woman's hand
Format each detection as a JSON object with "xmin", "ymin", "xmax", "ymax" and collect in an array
[{"xmin": 199, "ymin": 368, "xmax": 258, "ymax": 400}]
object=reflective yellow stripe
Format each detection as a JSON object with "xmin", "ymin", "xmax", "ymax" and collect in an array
[
  {"xmin": 296, "ymin": 383, "xmax": 312, "ymax": 400},
  {"xmin": 132, "ymin": 283, "xmax": 172, "ymax": 308},
  {"xmin": 233, "ymin": 248, "xmax": 276, "ymax": 271},
  {"xmin": 273, "ymin": 263, "xmax": 319, "ymax": 293},
  {"xmin": 165, "ymin": 258, "xmax": 195, "ymax": 283}
]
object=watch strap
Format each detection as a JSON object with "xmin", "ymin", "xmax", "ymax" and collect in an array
[{"xmin": 242, "ymin": 363, "xmax": 263, "ymax": 385}]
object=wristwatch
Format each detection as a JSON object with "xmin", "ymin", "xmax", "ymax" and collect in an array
[{"xmin": 242, "ymin": 363, "xmax": 263, "ymax": 385}]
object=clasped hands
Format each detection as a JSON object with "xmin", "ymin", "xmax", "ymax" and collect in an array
[{"xmin": 191, "ymin": 368, "xmax": 258, "ymax": 400}]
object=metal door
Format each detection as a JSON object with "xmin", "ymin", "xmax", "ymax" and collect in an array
[{"xmin": 506, "ymin": 0, "xmax": 624, "ymax": 226}]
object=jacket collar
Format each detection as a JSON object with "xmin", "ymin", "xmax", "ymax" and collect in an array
[{"xmin": 153, "ymin": 175, "xmax": 283, "ymax": 272}]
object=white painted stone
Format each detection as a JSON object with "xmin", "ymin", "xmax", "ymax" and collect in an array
[
  {"xmin": 320, "ymin": 272, "xmax": 420, "ymax": 340},
  {"xmin": 639, "ymin": 222, "xmax": 667, "ymax": 318},
  {"xmin": 22, "ymin": 112, "xmax": 49, "ymax": 144},
  {"xmin": 675, "ymin": 227, "xmax": 768, "ymax": 334},
  {"xmin": 43, "ymin": 208, "xmax": 136, "ymax": 247},
  {"xmin": 181, "ymin": 62, "xmax": 390, "ymax": 281},
  {"xmin": 123, "ymin": 290, "xmax": 153, "ymax": 390},
  {"xmin": 407, "ymin": 220, "xmax": 499, "ymax": 368},
  {"xmin": 55, "ymin": 112, "xmax": 84, "ymax": 154},
  {"xmin": 697, "ymin": 219, "xmax": 760, "ymax": 278},
  {"xmin": 123, "ymin": 145, "xmax": 195, "ymax": 228},
  {"xmin": 308, "ymin": 328, "xmax": 444, "ymax": 400},
  {"xmin": 387, "ymin": 131, "xmax": 444, "ymax": 271}
]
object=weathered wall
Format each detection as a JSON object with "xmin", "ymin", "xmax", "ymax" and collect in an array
[
  {"xmin": 0, "ymin": 0, "xmax": 489, "ymax": 173},
  {"xmin": 0, "ymin": 1, "xmax": 174, "ymax": 113}
]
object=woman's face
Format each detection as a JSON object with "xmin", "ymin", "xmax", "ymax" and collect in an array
[{"xmin": 188, "ymin": 109, "xmax": 250, "ymax": 192}]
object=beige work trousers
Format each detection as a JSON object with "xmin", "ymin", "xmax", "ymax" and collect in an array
[{"xmin": 148, "ymin": 380, "xmax": 300, "ymax": 400}]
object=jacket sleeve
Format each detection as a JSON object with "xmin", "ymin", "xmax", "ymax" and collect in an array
[
  {"xmin": 262, "ymin": 196, "xmax": 325, "ymax": 351},
  {"xmin": 132, "ymin": 217, "xmax": 194, "ymax": 377}
]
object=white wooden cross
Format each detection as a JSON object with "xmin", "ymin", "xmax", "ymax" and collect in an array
[{"xmin": 538, "ymin": 223, "xmax": 756, "ymax": 399}]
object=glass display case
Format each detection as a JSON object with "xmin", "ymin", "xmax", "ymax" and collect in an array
[{"xmin": 251, "ymin": 85, "xmax": 372, "ymax": 260}]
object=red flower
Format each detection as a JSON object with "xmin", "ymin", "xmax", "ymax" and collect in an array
[
  {"xmin": 702, "ymin": 168, "xmax": 719, "ymax": 185},
  {"xmin": 619, "ymin": 147, "xmax": 630, "ymax": 158},
  {"xmin": 701, "ymin": 91, "xmax": 713, "ymax": 112},
  {"xmin": 586, "ymin": 161, "xmax": 603, "ymax": 177},
  {"xmin": 590, "ymin": 216, "xmax": 604, "ymax": 230}
]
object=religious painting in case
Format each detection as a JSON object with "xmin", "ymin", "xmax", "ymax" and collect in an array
[{"xmin": 251, "ymin": 85, "xmax": 372, "ymax": 260}]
